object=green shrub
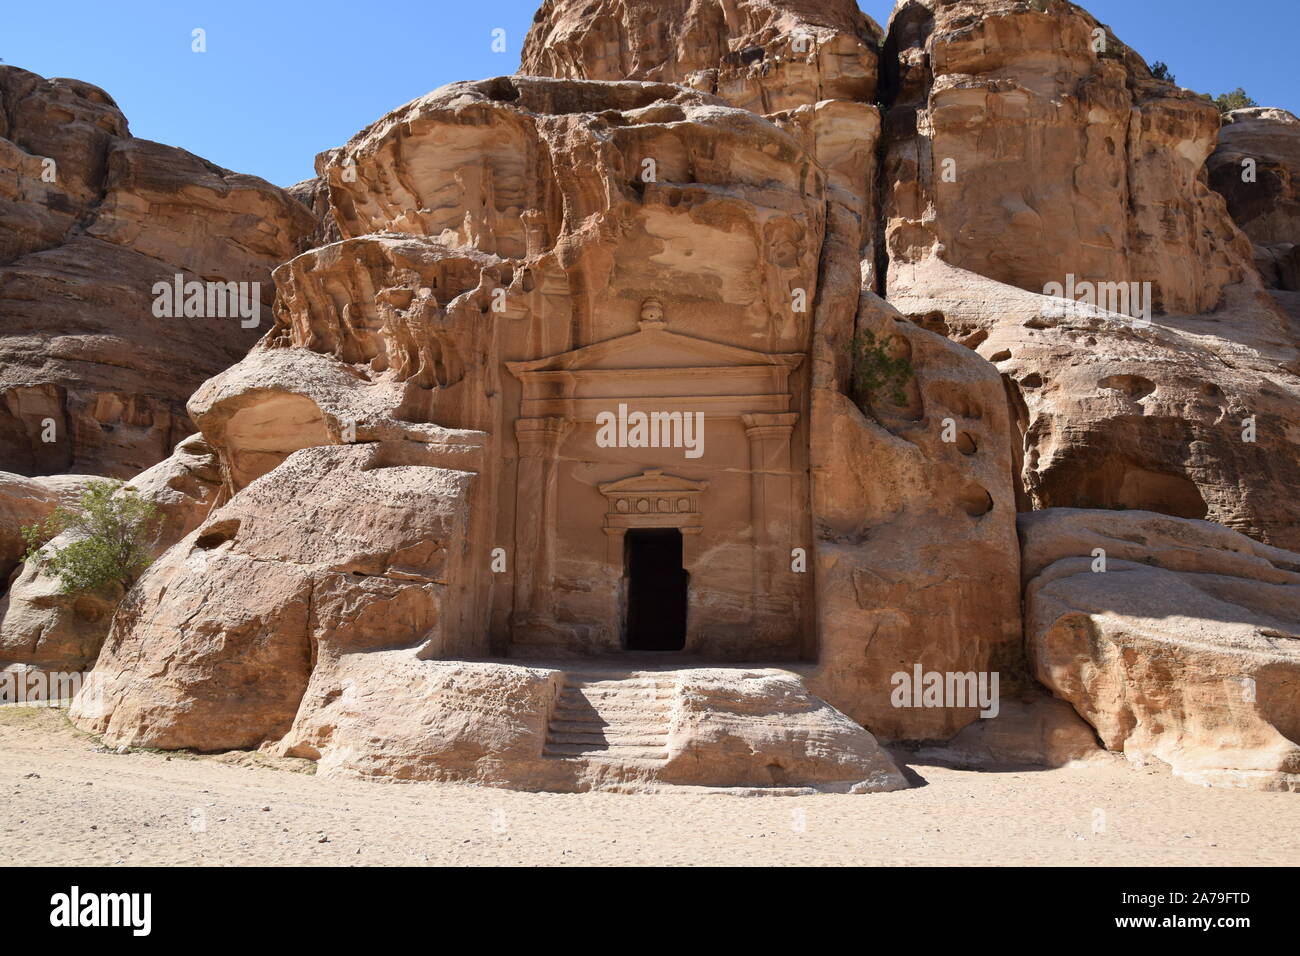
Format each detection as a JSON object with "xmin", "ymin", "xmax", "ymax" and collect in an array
[
  {"xmin": 846, "ymin": 329, "xmax": 915, "ymax": 410},
  {"xmin": 21, "ymin": 480, "xmax": 159, "ymax": 595},
  {"xmin": 1149, "ymin": 61, "xmax": 1176, "ymax": 84},
  {"xmin": 1213, "ymin": 88, "xmax": 1258, "ymax": 114}
]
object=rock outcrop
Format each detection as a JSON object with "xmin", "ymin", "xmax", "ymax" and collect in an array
[
  {"xmin": 64, "ymin": 35, "xmax": 1022, "ymax": 774},
  {"xmin": 0, "ymin": 471, "xmax": 96, "ymax": 587},
  {"xmin": 878, "ymin": 0, "xmax": 1300, "ymax": 551},
  {"xmin": 73, "ymin": 442, "xmax": 480, "ymax": 750},
  {"xmin": 520, "ymin": 0, "xmax": 881, "ymax": 114},
  {"xmin": 0, "ymin": 434, "xmax": 223, "ymax": 674},
  {"xmin": 1209, "ymin": 108, "xmax": 1300, "ymax": 292},
  {"xmin": 72, "ymin": 440, "xmax": 904, "ymax": 792},
  {"xmin": 286, "ymin": 176, "xmax": 342, "ymax": 250},
  {"xmin": 0, "ymin": 66, "xmax": 317, "ymax": 478},
  {"xmin": 890, "ymin": 256, "xmax": 1300, "ymax": 550},
  {"xmin": 809, "ymin": 290, "xmax": 1023, "ymax": 739},
  {"xmin": 17, "ymin": 0, "xmax": 1299, "ymax": 793},
  {"xmin": 881, "ymin": 0, "xmax": 1256, "ymax": 315},
  {"xmin": 1023, "ymin": 508, "xmax": 1300, "ymax": 790}
]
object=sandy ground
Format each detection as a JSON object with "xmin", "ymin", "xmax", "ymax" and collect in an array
[{"xmin": 2, "ymin": 707, "xmax": 1297, "ymax": 867}]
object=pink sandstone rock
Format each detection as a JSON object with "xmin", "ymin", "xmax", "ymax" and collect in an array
[{"xmin": 0, "ymin": 66, "xmax": 317, "ymax": 478}]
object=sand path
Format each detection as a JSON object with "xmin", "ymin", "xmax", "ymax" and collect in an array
[{"xmin": 3, "ymin": 708, "xmax": 1297, "ymax": 866}]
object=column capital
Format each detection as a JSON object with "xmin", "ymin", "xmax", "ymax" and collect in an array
[
  {"xmin": 742, "ymin": 411, "xmax": 798, "ymax": 441},
  {"xmin": 515, "ymin": 416, "xmax": 573, "ymax": 457}
]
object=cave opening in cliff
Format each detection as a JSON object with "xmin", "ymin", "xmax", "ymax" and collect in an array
[{"xmin": 624, "ymin": 528, "xmax": 688, "ymax": 651}]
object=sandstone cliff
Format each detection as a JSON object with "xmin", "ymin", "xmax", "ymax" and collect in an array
[
  {"xmin": 521, "ymin": 0, "xmax": 881, "ymax": 113},
  {"xmin": 0, "ymin": 66, "xmax": 317, "ymax": 478},
  {"xmin": 1209, "ymin": 107, "xmax": 1300, "ymax": 294},
  {"xmin": 879, "ymin": 0, "xmax": 1300, "ymax": 551},
  {"xmin": 2, "ymin": 0, "xmax": 1296, "ymax": 793}
]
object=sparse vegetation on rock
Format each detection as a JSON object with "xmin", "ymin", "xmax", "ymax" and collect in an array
[
  {"xmin": 846, "ymin": 330, "xmax": 915, "ymax": 410},
  {"xmin": 22, "ymin": 480, "xmax": 158, "ymax": 595}
]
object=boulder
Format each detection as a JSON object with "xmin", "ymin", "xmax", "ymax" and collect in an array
[
  {"xmin": 808, "ymin": 291, "xmax": 1023, "ymax": 740},
  {"xmin": 663, "ymin": 668, "xmax": 907, "ymax": 789},
  {"xmin": 71, "ymin": 442, "xmax": 481, "ymax": 749},
  {"xmin": 1022, "ymin": 508, "xmax": 1300, "ymax": 790},
  {"xmin": 0, "ymin": 471, "xmax": 97, "ymax": 588},
  {"xmin": 918, "ymin": 695, "xmax": 1109, "ymax": 768},
  {"xmin": 0, "ymin": 434, "xmax": 223, "ymax": 673}
]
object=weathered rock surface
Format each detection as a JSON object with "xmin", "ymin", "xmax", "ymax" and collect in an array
[
  {"xmin": 0, "ymin": 471, "xmax": 96, "ymax": 588},
  {"xmin": 213, "ymin": 74, "xmax": 836, "ymax": 664},
  {"xmin": 882, "ymin": 0, "xmax": 1257, "ymax": 315},
  {"xmin": 0, "ymin": 66, "xmax": 317, "ymax": 478},
  {"xmin": 809, "ymin": 290, "xmax": 1023, "ymax": 740},
  {"xmin": 890, "ymin": 256, "xmax": 1300, "ymax": 550},
  {"xmin": 71, "ymin": 440, "xmax": 900, "ymax": 791},
  {"xmin": 1023, "ymin": 508, "xmax": 1300, "ymax": 790},
  {"xmin": 39, "ymin": 0, "xmax": 1300, "ymax": 792},
  {"xmin": 0, "ymin": 434, "xmax": 222, "ymax": 673},
  {"xmin": 878, "ymin": 1, "xmax": 1300, "ymax": 552},
  {"xmin": 661, "ymin": 667, "xmax": 906, "ymax": 789},
  {"xmin": 72, "ymin": 442, "xmax": 481, "ymax": 749},
  {"xmin": 64, "ymin": 41, "xmax": 995, "ymax": 778},
  {"xmin": 918, "ymin": 695, "xmax": 1108, "ymax": 768},
  {"xmin": 521, "ymin": 0, "xmax": 881, "ymax": 113},
  {"xmin": 1209, "ymin": 108, "xmax": 1300, "ymax": 291},
  {"xmin": 286, "ymin": 176, "xmax": 342, "ymax": 249},
  {"xmin": 275, "ymin": 659, "xmax": 905, "ymax": 791}
]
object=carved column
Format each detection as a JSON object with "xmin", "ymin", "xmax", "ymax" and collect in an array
[
  {"xmin": 743, "ymin": 412, "xmax": 798, "ymax": 608},
  {"xmin": 603, "ymin": 527, "xmax": 627, "ymax": 565},
  {"xmin": 512, "ymin": 416, "xmax": 573, "ymax": 637}
]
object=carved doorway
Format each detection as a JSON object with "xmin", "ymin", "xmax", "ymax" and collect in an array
[{"xmin": 624, "ymin": 529, "xmax": 688, "ymax": 651}]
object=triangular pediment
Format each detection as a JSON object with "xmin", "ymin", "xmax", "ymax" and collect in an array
[
  {"xmin": 598, "ymin": 468, "xmax": 709, "ymax": 495},
  {"xmin": 507, "ymin": 324, "xmax": 802, "ymax": 377}
]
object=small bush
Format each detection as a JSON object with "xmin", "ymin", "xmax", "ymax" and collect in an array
[
  {"xmin": 1149, "ymin": 61, "xmax": 1176, "ymax": 84},
  {"xmin": 1213, "ymin": 88, "xmax": 1259, "ymax": 114},
  {"xmin": 846, "ymin": 329, "xmax": 915, "ymax": 410},
  {"xmin": 21, "ymin": 480, "xmax": 159, "ymax": 595}
]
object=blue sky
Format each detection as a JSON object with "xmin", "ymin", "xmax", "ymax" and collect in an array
[{"xmin": 4, "ymin": 0, "xmax": 1295, "ymax": 187}]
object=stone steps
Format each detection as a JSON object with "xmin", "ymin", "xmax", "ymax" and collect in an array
[
  {"xmin": 551, "ymin": 699, "xmax": 673, "ymax": 716},
  {"xmin": 542, "ymin": 672, "xmax": 676, "ymax": 763},
  {"xmin": 546, "ymin": 731, "xmax": 668, "ymax": 746},
  {"xmin": 541, "ymin": 744, "xmax": 671, "ymax": 761},
  {"xmin": 546, "ymin": 720, "xmax": 668, "ymax": 737}
]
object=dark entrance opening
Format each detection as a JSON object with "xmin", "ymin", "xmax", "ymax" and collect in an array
[{"xmin": 624, "ymin": 528, "xmax": 688, "ymax": 651}]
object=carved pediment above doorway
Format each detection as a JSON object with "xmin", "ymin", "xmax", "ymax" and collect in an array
[
  {"xmin": 505, "ymin": 300, "xmax": 803, "ymax": 420},
  {"xmin": 506, "ymin": 324, "xmax": 803, "ymax": 375},
  {"xmin": 598, "ymin": 468, "xmax": 707, "ymax": 532}
]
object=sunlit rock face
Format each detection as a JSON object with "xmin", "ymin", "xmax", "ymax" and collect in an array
[
  {"xmin": 35, "ymin": 0, "xmax": 1300, "ymax": 791},
  {"xmin": 1209, "ymin": 107, "xmax": 1300, "ymax": 292},
  {"xmin": 63, "ymin": 0, "xmax": 1020, "ymax": 780},
  {"xmin": 0, "ymin": 436, "xmax": 223, "ymax": 676},
  {"xmin": 881, "ymin": 0, "xmax": 1254, "ymax": 315},
  {"xmin": 887, "ymin": 257, "xmax": 1300, "ymax": 552},
  {"xmin": 520, "ymin": 0, "xmax": 881, "ymax": 113},
  {"xmin": 1023, "ymin": 508, "xmax": 1300, "ymax": 792},
  {"xmin": 879, "ymin": 0, "xmax": 1300, "ymax": 552},
  {"xmin": 0, "ymin": 66, "xmax": 317, "ymax": 478},
  {"xmin": 71, "ymin": 442, "xmax": 479, "ymax": 751}
]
